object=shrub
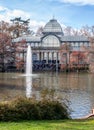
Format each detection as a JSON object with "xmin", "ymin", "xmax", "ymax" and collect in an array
[
  {"xmin": 37, "ymin": 100, "xmax": 69, "ymax": 120},
  {"xmin": 0, "ymin": 97, "xmax": 70, "ymax": 121},
  {"xmin": 0, "ymin": 103, "xmax": 19, "ymax": 121},
  {"xmin": 14, "ymin": 98, "xmax": 41, "ymax": 120}
]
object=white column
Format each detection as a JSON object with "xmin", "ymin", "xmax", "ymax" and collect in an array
[
  {"xmin": 49, "ymin": 52, "xmax": 51, "ymax": 60},
  {"xmin": 51, "ymin": 52, "xmax": 53, "ymax": 61},
  {"xmin": 52, "ymin": 52, "xmax": 54, "ymax": 61},
  {"xmin": 41, "ymin": 52, "xmax": 45, "ymax": 61},
  {"xmin": 46, "ymin": 52, "xmax": 49, "ymax": 64},
  {"xmin": 54, "ymin": 52, "xmax": 57, "ymax": 60},
  {"xmin": 41, "ymin": 52, "xmax": 43, "ymax": 61},
  {"xmin": 44, "ymin": 52, "xmax": 46, "ymax": 60},
  {"xmin": 58, "ymin": 52, "xmax": 60, "ymax": 61},
  {"xmin": 43, "ymin": 52, "xmax": 44, "ymax": 60},
  {"xmin": 57, "ymin": 52, "xmax": 58, "ymax": 61}
]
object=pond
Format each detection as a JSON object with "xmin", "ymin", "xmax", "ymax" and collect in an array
[{"xmin": 0, "ymin": 72, "xmax": 94, "ymax": 119}]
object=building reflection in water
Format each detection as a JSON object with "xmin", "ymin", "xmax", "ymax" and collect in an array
[
  {"xmin": 35, "ymin": 72, "xmax": 94, "ymax": 118},
  {"xmin": 0, "ymin": 72, "xmax": 94, "ymax": 118}
]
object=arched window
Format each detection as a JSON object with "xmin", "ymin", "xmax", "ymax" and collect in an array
[{"xmin": 42, "ymin": 35, "xmax": 60, "ymax": 47}]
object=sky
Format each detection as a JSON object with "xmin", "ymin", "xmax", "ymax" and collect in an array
[{"xmin": 0, "ymin": 0, "xmax": 94, "ymax": 32}]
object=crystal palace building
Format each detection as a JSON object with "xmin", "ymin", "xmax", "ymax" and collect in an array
[{"xmin": 14, "ymin": 18, "xmax": 90, "ymax": 71}]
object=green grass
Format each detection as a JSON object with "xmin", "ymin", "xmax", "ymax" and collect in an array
[{"xmin": 0, "ymin": 120, "xmax": 94, "ymax": 130}]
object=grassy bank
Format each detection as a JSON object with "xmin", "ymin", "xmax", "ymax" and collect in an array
[{"xmin": 0, "ymin": 120, "xmax": 94, "ymax": 130}]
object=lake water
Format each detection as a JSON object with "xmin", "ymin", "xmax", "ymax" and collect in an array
[{"xmin": 0, "ymin": 72, "xmax": 94, "ymax": 119}]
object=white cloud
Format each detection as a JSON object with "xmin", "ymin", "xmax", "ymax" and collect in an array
[
  {"xmin": 61, "ymin": 23, "xmax": 66, "ymax": 28},
  {"xmin": 0, "ymin": 6, "xmax": 8, "ymax": 11},
  {"xmin": 0, "ymin": 5, "xmax": 66, "ymax": 32},
  {"xmin": 0, "ymin": 6, "xmax": 31, "ymax": 22},
  {"xmin": 0, "ymin": 6, "xmax": 46, "ymax": 31},
  {"xmin": 59, "ymin": 0, "xmax": 94, "ymax": 5},
  {"xmin": 30, "ymin": 20, "xmax": 45, "ymax": 32}
]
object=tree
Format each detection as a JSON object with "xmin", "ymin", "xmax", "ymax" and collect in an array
[
  {"xmin": 14, "ymin": 40, "xmax": 27, "ymax": 71},
  {"xmin": 79, "ymin": 25, "xmax": 91, "ymax": 36},
  {"xmin": 0, "ymin": 32, "xmax": 14, "ymax": 71},
  {"xmin": 64, "ymin": 26, "xmax": 81, "ymax": 36},
  {"xmin": 87, "ymin": 36, "xmax": 94, "ymax": 72},
  {"xmin": 70, "ymin": 51, "xmax": 86, "ymax": 64},
  {"xmin": 10, "ymin": 17, "xmax": 33, "ymax": 38},
  {"xmin": 60, "ymin": 43, "xmax": 72, "ymax": 71},
  {"xmin": 64, "ymin": 26, "xmax": 73, "ymax": 36},
  {"xmin": 0, "ymin": 18, "xmax": 30, "ymax": 72},
  {"xmin": 0, "ymin": 21, "xmax": 10, "ymax": 33},
  {"xmin": 36, "ymin": 26, "xmax": 43, "ymax": 36}
]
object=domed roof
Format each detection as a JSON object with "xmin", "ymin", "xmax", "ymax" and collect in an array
[{"xmin": 43, "ymin": 19, "xmax": 63, "ymax": 34}]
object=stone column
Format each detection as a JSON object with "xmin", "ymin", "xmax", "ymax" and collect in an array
[
  {"xmin": 41, "ymin": 52, "xmax": 43, "ymax": 61},
  {"xmin": 44, "ymin": 52, "xmax": 46, "ymax": 60},
  {"xmin": 58, "ymin": 52, "xmax": 60, "ymax": 62},
  {"xmin": 51, "ymin": 52, "xmax": 53, "ymax": 61},
  {"xmin": 57, "ymin": 52, "xmax": 58, "ymax": 61},
  {"xmin": 52, "ymin": 52, "xmax": 54, "ymax": 61},
  {"xmin": 54, "ymin": 52, "xmax": 57, "ymax": 61},
  {"xmin": 42, "ymin": 52, "xmax": 45, "ymax": 61},
  {"xmin": 46, "ymin": 52, "xmax": 49, "ymax": 64},
  {"xmin": 49, "ymin": 52, "xmax": 51, "ymax": 60}
]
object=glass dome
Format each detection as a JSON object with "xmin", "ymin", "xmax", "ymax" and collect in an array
[{"xmin": 43, "ymin": 19, "xmax": 63, "ymax": 35}]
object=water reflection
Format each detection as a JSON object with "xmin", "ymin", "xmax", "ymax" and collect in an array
[
  {"xmin": 66, "ymin": 90, "xmax": 92, "ymax": 118},
  {"xmin": 0, "ymin": 72, "xmax": 94, "ymax": 118},
  {"xmin": 26, "ymin": 76, "xmax": 32, "ymax": 98},
  {"xmin": 37, "ymin": 72, "xmax": 94, "ymax": 118}
]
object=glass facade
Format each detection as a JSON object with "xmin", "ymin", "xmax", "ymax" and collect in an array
[{"xmin": 42, "ymin": 35, "xmax": 60, "ymax": 47}]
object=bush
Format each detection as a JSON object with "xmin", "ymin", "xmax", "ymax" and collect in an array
[
  {"xmin": 37, "ymin": 100, "xmax": 69, "ymax": 120},
  {"xmin": 0, "ymin": 103, "xmax": 19, "ymax": 121},
  {"xmin": 0, "ymin": 97, "xmax": 70, "ymax": 121}
]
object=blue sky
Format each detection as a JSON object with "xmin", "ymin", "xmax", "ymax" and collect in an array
[{"xmin": 0, "ymin": 0, "xmax": 94, "ymax": 31}]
